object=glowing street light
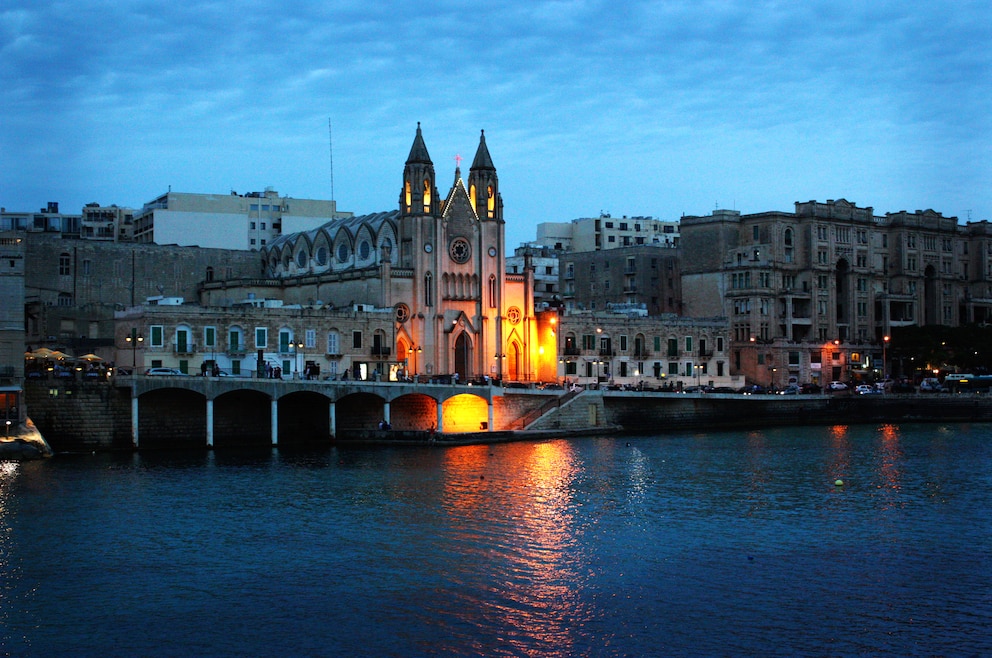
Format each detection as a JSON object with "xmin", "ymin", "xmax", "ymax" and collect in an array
[
  {"xmin": 125, "ymin": 328, "xmax": 144, "ymax": 372},
  {"xmin": 883, "ymin": 334, "xmax": 890, "ymax": 380}
]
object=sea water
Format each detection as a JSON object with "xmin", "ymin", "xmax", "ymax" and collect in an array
[{"xmin": 1, "ymin": 423, "xmax": 990, "ymax": 656}]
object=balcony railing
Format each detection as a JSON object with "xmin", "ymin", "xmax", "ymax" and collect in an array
[
  {"xmin": 563, "ymin": 346, "xmax": 581, "ymax": 356},
  {"xmin": 371, "ymin": 346, "xmax": 391, "ymax": 357},
  {"xmin": 226, "ymin": 343, "xmax": 247, "ymax": 355},
  {"xmin": 173, "ymin": 343, "xmax": 197, "ymax": 355}
]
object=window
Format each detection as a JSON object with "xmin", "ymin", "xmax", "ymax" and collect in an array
[
  {"xmin": 667, "ymin": 338, "xmax": 678, "ymax": 357},
  {"xmin": 204, "ymin": 327, "xmax": 216, "ymax": 348},
  {"xmin": 717, "ymin": 337, "xmax": 724, "ymax": 352},
  {"xmin": 619, "ymin": 335, "xmax": 628, "ymax": 351},
  {"xmin": 305, "ymin": 329, "xmax": 316, "ymax": 350},
  {"xmin": 229, "ymin": 328, "xmax": 242, "ymax": 352},
  {"xmin": 327, "ymin": 331, "xmax": 340, "ymax": 355},
  {"xmin": 353, "ymin": 331, "xmax": 362, "ymax": 349},
  {"xmin": 582, "ymin": 334, "xmax": 596, "ymax": 350},
  {"xmin": 255, "ymin": 327, "xmax": 268, "ymax": 348},
  {"xmin": 279, "ymin": 329, "xmax": 292, "ymax": 353},
  {"xmin": 489, "ymin": 274, "xmax": 497, "ymax": 308},
  {"xmin": 59, "ymin": 252, "xmax": 70, "ymax": 275},
  {"xmin": 150, "ymin": 325, "xmax": 164, "ymax": 348},
  {"xmin": 425, "ymin": 272, "xmax": 433, "ymax": 306},
  {"xmin": 57, "ymin": 292, "xmax": 73, "ymax": 306}
]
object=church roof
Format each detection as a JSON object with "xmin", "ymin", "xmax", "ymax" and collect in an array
[
  {"xmin": 267, "ymin": 209, "xmax": 400, "ymax": 251},
  {"xmin": 406, "ymin": 122, "xmax": 433, "ymax": 165},
  {"xmin": 470, "ymin": 130, "xmax": 494, "ymax": 171}
]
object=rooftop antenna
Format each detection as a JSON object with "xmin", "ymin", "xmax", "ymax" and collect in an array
[{"xmin": 328, "ymin": 119, "xmax": 335, "ymax": 203}]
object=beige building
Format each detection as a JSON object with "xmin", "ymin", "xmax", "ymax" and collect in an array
[
  {"xmin": 132, "ymin": 188, "xmax": 353, "ymax": 250},
  {"xmin": 680, "ymin": 199, "xmax": 992, "ymax": 387},
  {"xmin": 557, "ymin": 311, "xmax": 735, "ymax": 390}
]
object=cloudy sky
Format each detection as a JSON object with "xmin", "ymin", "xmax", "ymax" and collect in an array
[{"xmin": 2, "ymin": 1, "xmax": 990, "ymax": 248}]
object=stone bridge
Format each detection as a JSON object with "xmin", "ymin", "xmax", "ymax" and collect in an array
[{"xmin": 119, "ymin": 375, "xmax": 556, "ymax": 449}]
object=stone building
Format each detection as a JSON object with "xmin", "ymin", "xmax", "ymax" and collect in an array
[
  {"xmin": 1, "ymin": 233, "xmax": 25, "ymax": 425},
  {"xmin": 23, "ymin": 234, "xmax": 260, "ymax": 360},
  {"xmin": 560, "ymin": 245, "xmax": 682, "ymax": 316},
  {"xmin": 198, "ymin": 125, "xmax": 540, "ymax": 383},
  {"xmin": 115, "ymin": 299, "xmax": 404, "ymax": 381},
  {"xmin": 557, "ymin": 311, "xmax": 734, "ymax": 390},
  {"xmin": 132, "ymin": 188, "xmax": 352, "ymax": 250},
  {"xmin": 680, "ymin": 199, "xmax": 992, "ymax": 388}
]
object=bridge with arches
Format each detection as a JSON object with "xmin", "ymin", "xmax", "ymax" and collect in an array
[{"xmin": 119, "ymin": 376, "xmax": 556, "ymax": 449}]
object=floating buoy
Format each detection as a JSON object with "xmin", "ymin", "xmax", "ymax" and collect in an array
[{"xmin": 834, "ymin": 479, "xmax": 844, "ymax": 486}]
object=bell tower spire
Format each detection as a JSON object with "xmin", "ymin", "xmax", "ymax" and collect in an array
[
  {"xmin": 468, "ymin": 129, "xmax": 500, "ymax": 222},
  {"xmin": 400, "ymin": 122, "xmax": 437, "ymax": 217}
]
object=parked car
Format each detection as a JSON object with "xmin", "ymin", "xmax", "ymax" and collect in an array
[
  {"xmin": 919, "ymin": 377, "xmax": 947, "ymax": 393},
  {"xmin": 145, "ymin": 367, "xmax": 187, "ymax": 376},
  {"xmin": 779, "ymin": 384, "xmax": 801, "ymax": 395},
  {"xmin": 801, "ymin": 383, "xmax": 822, "ymax": 394},
  {"xmin": 828, "ymin": 381, "xmax": 848, "ymax": 391},
  {"xmin": 855, "ymin": 384, "xmax": 880, "ymax": 395}
]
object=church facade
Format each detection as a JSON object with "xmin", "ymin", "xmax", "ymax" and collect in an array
[{"xmin": 204, "ymin": 125, "xmax": 540, "ymax": 382}]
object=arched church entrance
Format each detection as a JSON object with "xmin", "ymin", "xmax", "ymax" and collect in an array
[
  {"xmin": 508, "ymin": 341, "xmax": 521, "ymax": 381},
  {"xmin": 454, "ymin": 333, "xmax": 473, "ymax": 379}
]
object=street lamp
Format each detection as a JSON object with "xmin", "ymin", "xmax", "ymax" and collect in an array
[
  {"xmin": 296, "ymin": 340, "xmax": 305, "ymax": 379},
  {"xmin": 882, "ymin": 335, "xmax": 890, "ymax": 380},
  {"xmin": 125, "ymin": 328, "xmax": 143, "ymax": 372},
  {"xmin": 408, "ymin": 345, "xmax": 422, "ymax": 378},
  {"xmin": 695, "ymin": 363, "xmax": 701, "ymax": 388},
  {"xmin": 5, "ymin": 420, "xmax": 10, "ymax": 438}
]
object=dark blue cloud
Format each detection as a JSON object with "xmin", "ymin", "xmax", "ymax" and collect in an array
[{"xmin": 2, "ymin": 0, "xmax": 989, "ymax": 246}]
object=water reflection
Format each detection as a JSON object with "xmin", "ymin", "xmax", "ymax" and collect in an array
[
  {"xmin": 436, "ymin": 441, "xmax": 592, "ymax": 656},
  {"xmin": 875, "ymin": 424, "xmax": 903, "ymax": 511}
]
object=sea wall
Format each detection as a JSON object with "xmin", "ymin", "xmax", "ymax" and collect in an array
[{"xmin": 23, "ymin": 380, "xmax": 992, "ymax": 453}]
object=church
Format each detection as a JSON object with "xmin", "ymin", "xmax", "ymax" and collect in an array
[{"xmin": 227, "ymin": 124, "xmax": 541, "ymax": 382}]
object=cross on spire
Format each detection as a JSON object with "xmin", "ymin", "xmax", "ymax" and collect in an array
[{"xmin": 454, "ymin": 153, "xmax": 462, "ymax": 168}]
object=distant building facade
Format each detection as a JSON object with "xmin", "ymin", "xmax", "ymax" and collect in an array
[
  {"xmin": 23, "ymin": 234, "xmax": 260, "ymax": 360},
  {"xmin": 1, "ymin": 233, "xmax": 25, "ymax": 425},
  {"xmin": 560, "ymin": 245, "xmax": 682, "ymax": 316},
  {"xmin": 506, "ymin": 243, "xmax": 562, "ymax": 311},
  {"xmin": 680, "ymin": 199, "xmax": 992, "ymax": 387},
  {"xmin": 558, "ymin": 311, "xmax": 735, "ymax": 390},
  {"xmin": 132, "ymin": 188, "xmax": 353, "ymax": 250},
  {"xmin": 537, "ymin": 213, "xmax": 679, "ymax": 251}
]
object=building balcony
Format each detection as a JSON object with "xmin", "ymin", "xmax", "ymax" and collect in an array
[
  {"xmin": 563, "ymin": 346, "xmax": 581, "ymax": 356},
  {"xmin": 226, "ymin": 344, "xmax": 247, "ymax": 356},
  {"xmin": 371, "ymin": 346, "xmax": 391, "ymax": 357},
  {"xmin": 173, "ymin": 343, "xmax": 197, "ymax": 355}
]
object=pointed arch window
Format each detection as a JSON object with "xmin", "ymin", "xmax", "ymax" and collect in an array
[
  {"xmin": 489, "ymin": 274, "xmax": 497, "ymax": 308},
  {"xmin": 404, "ymin": 180, "xmax": 412, "ymax": 212},
  {"xmin": 469, "ymin": 184, "xmax": 477, "ymax": 212},
  {"xmin": 423, "ymin": 178, "xmax": 432, "ymax": 213},
  {"xmin": 487, "ymin": 185, "xmax": 495, "ymax": 218},
  {"xmin": 425, "ymin": 271, "xmax": 433, "ymax": 307}
]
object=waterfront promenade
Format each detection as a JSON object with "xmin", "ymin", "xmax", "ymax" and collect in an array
[{"xmin": 22, "ymin": 375, "xmax": 992, "ymax": 453}]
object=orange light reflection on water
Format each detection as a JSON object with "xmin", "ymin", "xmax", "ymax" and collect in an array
[
  {"xmin": 828, "ymin": 425, "xmax": 851, "ymax": 488},
  {"xmin": 439, "ymin": 440, "xmax": 589, "ymax": 656},
  {"xmin": 876, "ymin": 423, "xmax": 904, "ymax": 510}
]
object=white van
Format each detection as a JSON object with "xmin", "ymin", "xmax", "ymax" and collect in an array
[{"xmin": 920, "ymin": 377, "xmax": 946, "ymax": 392}]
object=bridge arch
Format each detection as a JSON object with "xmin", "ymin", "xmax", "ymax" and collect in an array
[
  {"xmin": 277, "ymin": 390, "xmax": 331, "ymax": 444},
  {"xmin": 213, "ymin": 388, "xmax": 273, "ymax": 448},
  {"xmin": 137, "ymin": 387, "xmax": 207, "ymax": 449}
]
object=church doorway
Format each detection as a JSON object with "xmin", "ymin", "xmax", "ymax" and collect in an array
[
  {"xmin": 507, "ymin": 341, "xmax": 521, "ymax": 381},
  {"xmin": 454, "ymin": 333, "xmax": 473, "ymax": 379}
]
